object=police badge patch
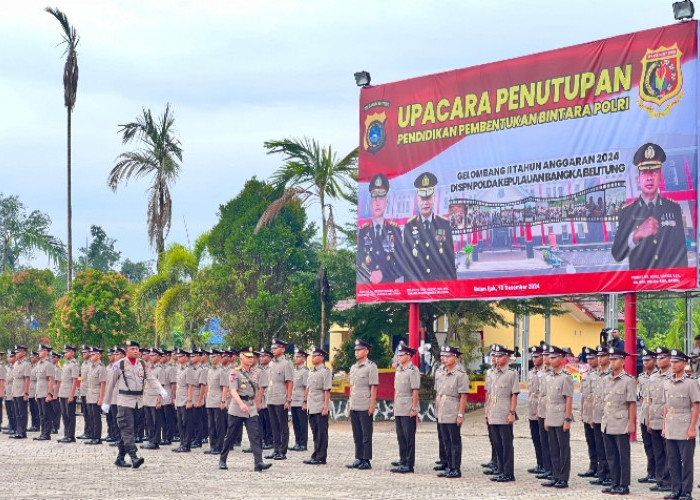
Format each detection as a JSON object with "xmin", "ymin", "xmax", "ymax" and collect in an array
[{"xmin": 638, "ymin": 43, "xmax": 684, "ymax": 117}]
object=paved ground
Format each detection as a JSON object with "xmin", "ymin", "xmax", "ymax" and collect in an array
[{"xmin": 0, "ymin": 397, "xmax": 694, "ymax": 499}]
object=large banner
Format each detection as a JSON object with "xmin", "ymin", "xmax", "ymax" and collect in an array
[{"xmin": 356, "ymin": 22, "xmax": 699, "ymax": 303}]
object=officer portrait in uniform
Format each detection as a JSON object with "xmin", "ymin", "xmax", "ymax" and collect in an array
[
  {"xmin": 357, "ymin": 173, "xmax": 403, "ymax": 284},
  {"xmin": 612, "ymin": 143, "xmax": 688, "ymax": 270},
  {"xmin": 402, "ymin": 172, "xmax": 457, "ymax": 282}
]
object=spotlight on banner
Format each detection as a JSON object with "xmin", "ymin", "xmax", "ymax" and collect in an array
[
  {"xmin": 354, "ymin": 71, "xmax": 371, "ymax": 87},
  {"xmin": 673, "ymin": 0, "xmax": 695, "ymax": 20}
]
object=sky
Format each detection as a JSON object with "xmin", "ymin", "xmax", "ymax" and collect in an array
[{"xmin": 0, "ymin": 0, "xmax": 681, "ymax": 269}]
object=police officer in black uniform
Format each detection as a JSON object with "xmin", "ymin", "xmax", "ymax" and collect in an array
[
  {"xmin": 402, "ymin": 172, "xmax": 457, "ymax": 282},
  {"xmin": 612, "ymin": 142, "xmax": 688, "ymax": 270},
  {"xmin": 357, "ymin": 173, "xmax": 403, "ymax": 284}
]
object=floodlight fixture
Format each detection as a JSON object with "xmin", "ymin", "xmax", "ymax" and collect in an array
[
  {"xmin": 673, "ymin": 0, "xmax": 695, "ymax": 21},
  {"xmin": 354, "ymin": 71, "xmax": 371, "ymax": 87}
]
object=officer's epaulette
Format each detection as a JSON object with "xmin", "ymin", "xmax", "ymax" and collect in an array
[
  {"xmin": 388, "ymin": 220, "xmax": 399, "ymax": 227},
  {"xmin": 367, "ymin": 359, "xmax": 376, "ymax": 366},
  {"xmin": 622, "ymin": 373, "xmax": 634, "ymax": 379},
  {"xmin": 456, "ymin": 368, "xmax": 466, "ymax": 374},
  {"xmin": 435, "ymin": 214, "xmax": 449, "ymax": 222},
  {"xmin": 360, "ymin": 221, "xmax": 370, "ymax": 229},
  {"xmin": 406, "ymin": 216, "xmax": 418, "ymax": 224}
]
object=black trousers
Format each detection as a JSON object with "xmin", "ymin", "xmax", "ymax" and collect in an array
[
  {"xmin": 492, "ymin": 424, "xmax": 515, "ymax": 476},
  {"xmin": 29, "ymin": 397, "xmax": 39, "ymax": 428},
  {"xmin": 268, "ymin": 404, "xmax": 289, "ymax": 455},
  {"xmin": 135, "ymin": 406, "xmax": 144, "ymax": 440},
  {"xmin": 207, "ymin": 407, "xmax": 226, "ymax": 451},
  {"xmin": 87, "ymin": 403, "xmax": 102, "ymax": 439},
  {"xmin": 59, "ymin": 397, "xmax": 76, "ymax": 438},
  {"xmin": 528, "ymin": 418, "xmax": 543, "ymax": 468},
  {"xmin": 309, "ymin": 412, "xmax": 329, "ymax": 461},
  {"xmin": 650, "ymin": 428, "xmax": 670, "ymax": 487},
  {"xmin": 667, "ymin": 438, "xmax": 695, "ymax": 494},
  {"xmin": 109, "ymin": 405, "xmax": 121, "ymax": 440},
  {"xmin": 176, "ymin": 406, "xmax": 193, "ymax": 449},
  {"xmin": 395, "ymin": 415, "xmax": 416, "ymax": 467},
  {"xmin": 548, "ymin": 425, "xmax": 571, "ymax": 482},
  {"xmin": 5, "ymin": 397, "xmax": 15, "ymax": 432},
  {"xmin": 13, "ymin": 397, "xmax": 28, "ymax": 435},
  {"xmin": 116, "ymin": 405, "xmax": 139, "ymax": 452},
  {"xmin": 51, "ymin": 398, "xmax": 60, "ymax": 431},
  {"xmin": 640, "ymin": 423, "xmax": 655, "ymax": 476},
  {"xmin": 80, "ymin": 395, "xmax": 89, "ymax": 431},
  {"xmin": 350, "ymin": 410, "xmax": 373, "ymax": 460},
  {"xmin": 487, "ymin": 423, "xmax": 498, "ymax": 466},
  {"xmin": 438, "ymin": 422, "xmax": 462, "ymax": 470},
  {"xmin": 583, "ymin": 422, "xmax": 597, "ymax": 470},
  {"xmin": 538, "ymin": 418, "xmax": 552, "ymax": 471},
  {"xmin": 37, "ymin": 397, "xmax": 53, "ymax": 437},
  {"xmin": 604, "ymin": 432, "xmax": 631, "ymax": 487},
  {"xmin": 593, "ymin": 423, "xmax": 609, "ymax": 479},
  {"xmin": 259, "ymin": 408, "xmax": 272, "ymax": 445},
  {"xmin": 291, "ymin": 406, "xmax": 308, "ymax": 446},
  {"xmin": 144, "ymin": 406, "xmax": 162, "ymax": 444},
  {"xmin": 436, "ymin": 420, "xmax": 448, "ymax": 465},
  {"xmin": 220, "ymin": 414, "xmax": 262, "ymax": 464},
  {"xmin": 144, "ymin": 405, "xmax": 155, "ymax": 440},
  {"xmin": 163, "ymin": 404, "xmax": 176, "ymax": 441}
]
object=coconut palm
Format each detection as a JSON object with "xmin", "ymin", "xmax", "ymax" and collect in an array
[
  {"xmin": 46, "ymin": 7, "xmax": 79, "ymax": 291},
  {"xmin": 107, "ymin": 104, "xmax": 183, "ymax": 256},
  {"xmin": 258, "ymin": 138, "xmax": 357, "ymax": 348}
]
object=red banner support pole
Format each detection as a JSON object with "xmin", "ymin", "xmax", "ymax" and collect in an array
[
  {"xmin": 409, "ymin": 303, "xmax": 420, "ymax": 367},
  {"xmin": 624, "ymin": 292, "xmax": 637, "ymax": 442}
]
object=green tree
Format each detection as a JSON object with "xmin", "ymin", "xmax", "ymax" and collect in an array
[
  {"xmin": 50, "ymin": 269, "xmax": 137, "ymax": 348},
  {"xmin": 120, "ymin": 259, "xmax": 153, "ymax": 284},
  {"xmin": 76, "ymin": 225, "xmax": 121, "ymax": 272},
  {"xmin": 260, "ymin": 138, "xmax": 358, "ymax": 348},
  {"xmin": 46, "ymin": 7, "xmax": 79, "ymax": 291},
  {"xmin": 0, "ymin": 269, "xmax": 57, "ymax": 349},
  {"xmin": 107, "ymin": 103, "xmax": 183, "ymax": 256},
  {"xmin": 0, "ymin": 194, "xmax": 65, "ymax": 271}
]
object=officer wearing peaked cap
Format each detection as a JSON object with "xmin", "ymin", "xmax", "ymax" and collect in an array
[
  {"xmin": 11, "ymin": 345, "xmax": 31, "ymax": 439},
  {"xmin": 303, "ymin": 345, "xmax": 332, "ymax": 465},
  {"xmin": 526, "ymin": 346, "xmax": 546, "ymax": 475},
  {"xmin": 357, "ymin": 173, "xmax": 403, "ymax": 284},
  {"xmin": 78, "ymin": 345, "xmax": 92, "ymax": 439},
  {"xmin": 290, "ymin": 347, "xmax": 309, "ymax": 452},
  {"xmin": 402, "ymin": 172, "xmax": 457, "ymax": 282},
  {"xmin": 648, "ymin": 346, "xmax": 673, "ymax": 492},
  {"xmin": 391, "ymin": 342, "xmax": 420, "ymax": 474},
  {"xmin": 487, "ymin": 344, "xmax": 519, "ymax": 483},
  {"xmin": 612, "ymin": 142, "xmax": 688, "ymax": 270},
  {"xmin": 578, "ymin": 347, "xmax": 599, "ymax": 478},
  {"xmin": 346, "ymin": 339, "xmax": 379, "ymax": 470},
  {"xmin": 265, "ymin": 339, "xmax": 293, "ymax": 460},
  {"xmin": 58, "ymin": 345, "xmax": 80, "ymax": 443},
  {"xmin": 637, "ymin": 348, "xmax": 657, "ymax": 484}
]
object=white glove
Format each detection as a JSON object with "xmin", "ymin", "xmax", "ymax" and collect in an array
[
  {"xmin": 159, "ymin": 388, "xmax": 168, "ymax": 399},
  {"xmin": 101, "ymin": 403, "xmax": 110, "ymax": 413}
]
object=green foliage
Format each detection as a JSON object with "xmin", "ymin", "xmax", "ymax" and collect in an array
[
  {"xmin": 50, "ymin": 269, "xmax": 137, "ymax": 348},
  {"xmin": 120, "ymin": 259, "xmax": 153, "ymax": 284},
  {"xmin": 76, "ymin": 225, "xmax": 121, "ymax": 272},
  {"xmin": 0, "ymin": 269, "xmax": 57, "ymax": 350}
]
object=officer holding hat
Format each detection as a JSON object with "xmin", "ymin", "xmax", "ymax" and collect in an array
[
  {"xmin": 402, "ymin": 171, "xmax": 457, "ymax": 282},
  {"xmin": 612, "ymin": 142, "xmax": 688, "ymax": 270},
  {"xmin": 302, "ymin": 345, "xmax": 332, "ymax": 465},
  {"xmin": 357, "ymin": 173, "xmax": 403, "ymax": 284}
]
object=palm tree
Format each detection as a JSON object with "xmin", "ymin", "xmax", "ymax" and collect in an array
[
  {"xmin": 46, "ymin": 7, "xmax": 79, "ymax": 291},
  {"xmin": 258, "ymin": 138, "xmax": 357, "ymax": 348},
  {"xmin": 107, "ymin": 104, "xmax": 183, "ymax": 256}
]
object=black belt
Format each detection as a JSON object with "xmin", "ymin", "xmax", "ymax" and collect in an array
[
  {"xmin": 119, "ymin": 390, "xmax": 143, "ymax": 396},
  {"xmin": 239, "ymin": 396, "xmax": 252, "ymax": 401}
]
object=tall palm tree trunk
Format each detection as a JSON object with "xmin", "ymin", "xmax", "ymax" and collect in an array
[
  {"xmin": 66, "ymin": 109, "xmax": 73, "ymax": 291},
  {"xmin": 319, "ymin": 192, "xmax": 327, "ymax": 348}
]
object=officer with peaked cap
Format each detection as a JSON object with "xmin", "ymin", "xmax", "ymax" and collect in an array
[
  {"xmin": 402, "ymin": 171, "xmax": 457, "ymax": 282},
  {"xmin": 85, "ymin": 347, "xmax": 107, "ymax": 444},
  {"xmin": 600, "ymin": 347, "xmax": 636, "ymax": 495},
  {"xmin": 158, "ymin": 348, "xmax": 178, "ymax": 445},
  {"xmin": 33, "ymin": 344, "xmax": 55, "ymax": 440},
  {"xmin": 50, "ymin": 352, "xmax": 62, "ymax": 433},
  {"xmin": 0, "ymin": 351, "xmax": 6, "ymax": 432},
  {"xmin": 662, "ymin": 349, "xmax": 700, "ymax": 499},
  {"xmin": 11, "ymin": 345, "xmax": 31, "ymax": 439},
  {"xmin": 4, "ymin": 351, "xmax": 15, "ymax": 436},
  {"xmin": 204, "ymin": 349, "xmax": 227, "ymax": 454},
  {"xmin": 526, "ymin": 345, "xmax": 545, "ymax": 475},
  {"xmin": 58, "ymin": 345, "xmax": 80, "ymax": 443},
  {"xmin": 290, "ymin": 347, "xmax": 309, "ymax": 451},
  {"xmin": 487, "ymin": 344, "xmax": 519, "ymax": 483},
  {"xmin": 303, "ymin": 345, "xmax": 332, "ymax": 465},
  {"xmin": 612, "ymin": 142, "xmax": 688, "ymax": 269},
  {"xmin": 357, "ymin": 173, "xmax": 403, "ymax": 284},
  {"xmin": 589, "ymin": 345, "xmax": 612, "ymax": 486},
  {"xmin": 390, "ymin": 341, "xmax": 420, "ymax": 473},
  {"xmin": 346, "ymin": 339, "xmax": 379, "ymax": 470},
  {"xmin": 648, "ymin": 346, "xmax": 673, "ymax": 493},
  {"xmin": 172, "ymin": 349, "xmax": 196, "ymax": 452},
  {"xmin": 637, "ymin": 348, "xmax": 657, "ymax": 484},
  {"xmin": 78, "ymin": 345, "xmax": 92, "ymax": 439},
  {"xmin": 265, "ymin": 339, "xmax": 293, "ymax": 460},
  {"xmin": 578, "ymin": 347, "xmax": 599, "ymax": 478}
]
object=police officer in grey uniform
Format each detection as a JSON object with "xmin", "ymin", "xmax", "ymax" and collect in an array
[
  {"xmin": 637, "ymin": 348, "xmax": 657, "ymax": 484},
  {"xmin": 51, "ymin": 352, "xmax": 62, "ymax": 433},
  {"xmin": 78, "ymin": 345, "xmax": 92, "ymax": 439},
  {"xmin": 58, "ymin": 345, "xmax": 80, "ymax": 443},
  {"xmin": 172, "ymin": 349, "xmax": 197, "ymax": 452},
  {"xmin": 85, "ymin": 347, "xmax": 107, "ymax": 444},
  {"xmin": 34, "ymin": 344, "xmax": 55, "ymax": 440},
  {"xmin": 600, "ymin": 347, "xmax": 637, "ymax": 495},
  {"xmin": 590, "ymin": 345, "xmax": 612, "ymax": 486},
  {"xmin": 11, "ymin": 345, "xmax": 31, "ymax": 439},
  {"xmin": 391, "ymin": 342, "xmax": 420, "ymax": 473},
  {"xmin": 266, "ymin": 339, "xmax": 293, "ymax": 460},
  {"xmin": 346, "ymin": 339, "xmax": 379, "ymax": 470},
  {"xmin": 204, "ymin": 349, "xmax": 227, "ymax": 454},
  {"xmin": 290, "ymin": 347, "xmax": 309, "ymax": 451},
  {"xmin": 4, "ymin": 351, "xmax": 15, "ymax": 435},
  {"xmin": 487, "ymin": 344, "xmax": 520, "ymax": 483},
  {"xmin": 527, "ymin": 346, "xmax": 545, "ymax": 475},
  {"xmin": 648, "ymin": 346, "xmax": 673, "ymax": 492},
  {"xmin": 541, "ymin": 346, "xmax": 574, "ymax": 489},
  {"xmin": 662, "ymin": 349, "xmax": 700, "ymax": 500},
  {"xmin": 218, "ymin": 346, "xmax": 271, "ymax": 472},
  {"xmin": 141, "ymin": 349, "xmax": 163, "ymax": 450},
  {"xmin": 433, "ymin": 354, "xmax": 449, "ymax": 471},
  {"xmin": 534, "ymin": 347, "xmax": 553, "ymax": 480},
  {"xmin": 435, "ymin": 344, "xmax": 469, "ymax": 478},
  {"xmin": 303, "ymin": 345, "xmax": 332, "ymax": 465},
  {"xmin": 578, "ymin": 347, "xmax": 599, "ymax": 477},
  {"xmin": 159, "ymin": 349, "xmax": 177, "ymax": 444},
  {"xmin": 28, "ymin": 350, "xmax": 39, "ymax": 431},
  {"xmin": 0, "ymin": 352, "xmax": 6, "ymax": 431},
  {"xmin": 103, "ymin": 340, "xmax": 166, "ymax": 468},
  {"xmin": 256, "ymin": 348, "xmax": 273, "ymax": 450}
]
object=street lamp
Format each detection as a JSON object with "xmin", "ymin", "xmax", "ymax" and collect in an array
[
  {"xmin": 354, "ymin": 71, "xmax": 371, "ymax": 87},
  {"xmin": 673, "ymin": 0, "xmax": 695, "ymax": 20}
]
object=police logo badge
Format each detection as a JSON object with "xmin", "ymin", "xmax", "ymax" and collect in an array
[
  {"xmin": 363, "ymin": 111, "xmax": 387, "ymax": 154},
  {"xmin": 638, "ymin": 43, "xmax": 684, "ymax": 117}
]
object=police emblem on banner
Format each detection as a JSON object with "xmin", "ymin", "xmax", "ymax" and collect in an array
[
  {"xmin": 638, "ymin": 43, "xmax": 684, "ymax": 117},
  {"xmin": 363, "ymin": 111, "xmax": 387, "ymax": 154}
]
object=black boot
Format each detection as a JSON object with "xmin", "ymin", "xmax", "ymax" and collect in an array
[
  {"xmin": 115, "ymin": 453, "xmax": 131, "ymax": 468},
  {"xmin": 128, "ymin": 449, "xmax": 145, "ymax": 469}
]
